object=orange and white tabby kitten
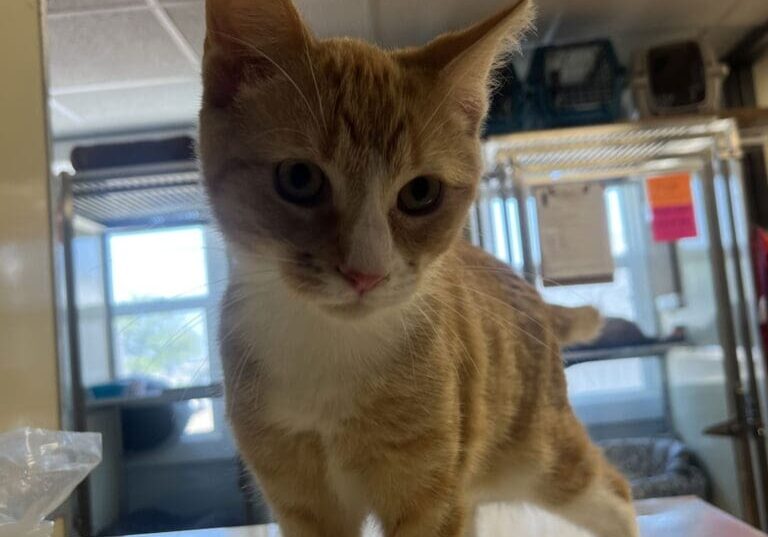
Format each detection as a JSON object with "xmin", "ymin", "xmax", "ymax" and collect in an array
[{"xmin": 199, "ymin": 0, "xmax": 639, "ymax": 535}]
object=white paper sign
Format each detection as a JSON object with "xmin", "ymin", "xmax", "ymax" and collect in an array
[{"xmin": 535, "ymin": 183, "xmax": 614, "ymax": 286}]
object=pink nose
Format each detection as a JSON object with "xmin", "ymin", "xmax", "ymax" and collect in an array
[{"xmin": 338, "ymin": 266, "xmax": 386, "ymax": 295}]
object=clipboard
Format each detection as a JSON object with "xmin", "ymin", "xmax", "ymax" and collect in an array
[{"xmin": 535, "ymin": 183, "xmax": 615, "ymax": 286}]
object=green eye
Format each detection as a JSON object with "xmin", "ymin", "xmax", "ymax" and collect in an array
[
  {"xmin": 397, "ymin": 176, "xmax": 443, "ymax": 216},
  {"xmin": 274, "ymin": 160, "xmax": 327, "ymax": 206}
]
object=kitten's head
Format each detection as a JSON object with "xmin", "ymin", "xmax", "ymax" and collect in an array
[{"xmin": 199, "ymin": 0, "xmax": 533, "ymax": 319}]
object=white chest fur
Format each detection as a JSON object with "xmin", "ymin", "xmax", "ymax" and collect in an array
[{"xmin": 234, "ymin": 281, "xmax": 404, "ymax": 433}]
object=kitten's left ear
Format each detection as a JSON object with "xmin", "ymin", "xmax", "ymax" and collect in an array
[
  {"xmin": 203, "ymin": 0, "xmax": 312, "ymax": 106},
  {"xmin": 399, "ymin": 0, "xmax": 534, "ymax": 129}
]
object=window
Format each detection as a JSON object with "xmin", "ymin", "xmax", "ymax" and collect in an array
[
  {"xmin": 472, "ymin": 181, "xmax": 663, "ymax": 424},
  {"xmin": 113, "ymin": 309, "xmax": 210, "ymax": 387},
  {"xmin": 108, "ymin": 227, "xmax": 210, "ymax": 386},
  {"xmin": 107, "ymin": 226, "xmax": 219, "ymax": 436},
  {"xmin": 109, "ymin": 227, "xmax": 208, "ymax": 304}
]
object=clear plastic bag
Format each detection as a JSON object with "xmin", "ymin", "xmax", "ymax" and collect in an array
[{"xmin": 0, "ymin": 428, "xmax": 102, "ymax": 537}]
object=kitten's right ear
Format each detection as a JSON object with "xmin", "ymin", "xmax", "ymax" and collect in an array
[
  {"xmin": 203, "ymin": 0, "xmax": 311, "ymax": 107},
  {"xmin": 397, "ymin": 0, "xmax": 534, "ymax": 130}
]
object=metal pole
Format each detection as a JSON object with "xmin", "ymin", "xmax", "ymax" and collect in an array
[
  {"xmin": 476, "ymin": 182, "xmax": 494, "ymax": 254},
  {"xmin": 701, "ymin": 160, "xmax": 761, "ymax": 526},
  {"xmin": 724, "ymin": 158, "xmax": 768, "ymax": 528},
  {"xmin": 499, "ymin": 171, "xmax": 516, "ymax": 266},
  {"xmin": 511, "ymin": 161, "xmax": 537, "ymax": 284},
  {"xmin": 467, "ymin": 201, "xmax": 482, "ymax": 247},
  {"xmin": 59, "ymin": 172, "xmax": 94, "ymax": 537}
]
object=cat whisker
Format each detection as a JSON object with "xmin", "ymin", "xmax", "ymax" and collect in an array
[
  {"xmin": 457, "ymin": 264, "xmax": 594, "ymax": 302},
  {"xmin": 227, "ymin": 349, "xmax": 253, "ymax": 418},
  {"xmin": 249, "ymin": 127, "xmax": 314, "ymax": 144},
  {"xmin": 177, "ymin": 354, "xmax": 218, "ymax": 403},
  {"xmin": 212, "ymin": 31, "xmax": 323, "ymax": 133},
  {"xmin": 221, "ymin": 282, "xmax": 282, "ymax": 304},
  {"xmin": 302, "ymin": 32, "xmax": 328, "ymax": 135},
  {"xmin": 418, "ymin": 88, "xmax": 454, "ymax": 140},
  {"xmin": 426, "ymin": 291, "xmax": 559, "ymax": 357},
  {"xmin": 453, "ymin": 281, "xmax": 549, "ymax": 333},
  {"xmin": 400, "ymin": 310, "xmax": 419, "ymax": 383},
  {"xmin": 415, "ymin": 296, "xmax": 481, "ymax": 377}
]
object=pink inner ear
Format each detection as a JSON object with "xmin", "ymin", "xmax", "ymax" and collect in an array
[
  {"xmin": 203, "ymin": 0, "xmax": 309, "ymax": 108},
  {"xmin": 204, "ymin": 51, "xmax": 282, "ymax": 108},
  {"xmin": 203, "ymin": 51, "xmax": 241, "ymax": 108}
]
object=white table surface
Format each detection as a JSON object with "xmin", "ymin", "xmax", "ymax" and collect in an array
[{"xmin": 124, "ymin": 496, "xmax": 766, "ymax": 537}]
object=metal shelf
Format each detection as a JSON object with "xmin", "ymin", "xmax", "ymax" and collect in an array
[
  {"xmin": 85, "ymin": 382, "xmax": 223, "ymax": 409},
  {"xmin": 484, "ymin": 116, "xmax": 741, "ymax": 186},
  {"xmin": 65, "ymin": 162, "xmax": 208, "ymax": 229},
  {"xmin": 564, "ymin": 341, "xmax": 689, "ymax": 368}
]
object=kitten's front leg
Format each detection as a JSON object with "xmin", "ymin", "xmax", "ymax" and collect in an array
[
  {"xmin": 236, "ymin": 424, "xmax": 363, "ymax": 537},
  {"xmin": 377, "ymin": 487, "xmax": 467, "ymax": 537},
  {"xmin": 338, "ymin": 433, "xmax": 467, "ymax": 537}
]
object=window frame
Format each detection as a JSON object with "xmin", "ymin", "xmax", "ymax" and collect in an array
[{"xmin": 104, "ymin": 223, "xmax": 228, "ymax": 442}]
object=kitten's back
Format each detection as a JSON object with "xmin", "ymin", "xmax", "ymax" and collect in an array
[{"xmin": 450, "ymin": 241, "xmax": 602, "ymax": 346}]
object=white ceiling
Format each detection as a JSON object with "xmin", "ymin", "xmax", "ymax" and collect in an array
[{"xmin": 46, "ymin": 0, "xmax": 768, "ymax": 139}]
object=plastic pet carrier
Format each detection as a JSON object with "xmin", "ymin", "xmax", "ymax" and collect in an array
[
  {"xmin": 528, "ymin": 39, "xmax": 624, "ymax": 128},
  {"xmin": 483, "ymin": 61, "xmax": 526, "ymax": 136},
  {"xmin": 632, "ymin": 39, "xmax": 728, "ymax": 117}
]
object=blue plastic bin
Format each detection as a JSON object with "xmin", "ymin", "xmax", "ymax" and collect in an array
[
  {"xmin": 88, "ymin": 381, "xmax": 132, "ymax": 399},
  {"xmin": 528, "ymin": 39, "xmax": 624, "ymax": 128}
]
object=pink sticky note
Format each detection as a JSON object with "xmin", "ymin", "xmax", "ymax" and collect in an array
[{"xmin": 652, "ymin": 205, "xmax": 697, "ymax": 242}]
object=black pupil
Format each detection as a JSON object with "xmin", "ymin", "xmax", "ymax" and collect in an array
[
  {"xmin": 290, "ymin": 163, "xmax": 313, "ymax": 191},
  {"xmin": 410, "ymin": 177, "xmax": 431, "ymax": 202}
]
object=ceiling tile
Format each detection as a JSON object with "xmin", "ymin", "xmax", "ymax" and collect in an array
[
  {"xmin": 44, "ymin": 0, "xmax": 768, "ymax": 137},
  {"xmin": 551, "ymin": 2, "xmax": 722, "ymax": 41},
  {"xmin": 166, "ymin": 0, "xmax": 374, "ymax": 49},
  {"xmin": 48, "ymin": 10, "xmax": 197, "ymax": 89},
  {"xmin": 550, "ymin": 0, "xmax": 730, "ymax": 31},
  {"xmin": 165, "ymin": 2, "xmax": 206, "ymax": 58},
  {"xmin": 721, "ymin": 0, "xmax": 768, "ymax": 26},
  {"xmin": 702, "ymin": 26, "xmax": 751, "ymax": 57},
  {"xmin": 614, "ymin": 30, "xmax": 702, "ymax": 65},
  {"xmin": 48, "ymin": 0, "xmax": 144, "ymax": 14},
  {"xmin": 375, "ymin": 0, "xmax": 510, "ymax": 48},
  {"xmin": 294, "ymin": 0, "xmax": 373, "ymax": 40},
  {"xmin": 52, "ymin": 82, "xmax": 201, "ymax": 137},
  {"xmin": 756, "ymin": 54, "xmax": 768, "ymax": 106}
]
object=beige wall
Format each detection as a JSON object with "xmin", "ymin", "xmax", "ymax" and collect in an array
[
  {"xmin": 0, "ymin": 0, "xmax": 60, "ymax": 431},
  {"xmin": 756, "ymin": 51, "xmax": 768, "ymax": 107}
]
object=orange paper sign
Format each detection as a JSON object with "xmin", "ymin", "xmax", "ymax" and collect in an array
[
  {"xmin": 646, "ymin": 173, "xmax": 697, "ymax": 242},
  {"xmin": 647, "ymin": 173, "xmax": 693, "ymax": 209}
]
